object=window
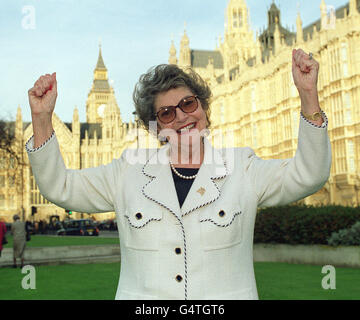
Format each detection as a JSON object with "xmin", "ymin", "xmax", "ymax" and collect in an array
[
  {"xmin": 293, "ymin": 111, "xmax": 298, "ymax": 137},
  {"xmin": 88, "ymin": 154, "xmax": 94, "ymax": 168},
  {"xmin": 333, "ymin": 93, "xmax": 343, "ymax": 127},
  {"xmin": 343, "ymin": 92, "xmax": 352, "ymax": 125},
  {"xmin": 330, "ymin": 48, "xmax": 341, "ymax": 81},
  {"xmin": 9, "ymin": 175, "xmax": 15, "ymax": 187},
  {"xmin": 282, "ymin": 73, "xmax": 290, "ymax": 98},
  {"xmin": 284, "ymin": 111, "xmax": 292, "ymax": 139},
  {"xmin": 0, "ymin": 158, "xmax": 5, "ymax": 169},
  {"xmin": 347, "ymin": 140, "xmax": 355, "ymax": 173},
  {"xmin": 0, "ymin": 175, "xmax": 4, "ymax": 187},
  {"xmin": 346, "ymin": 110, "xmax": 352, "ymax": 124},
  {"xmin": 344, "ymin": 92, "xmax": 351, "ymax": 107},
  {"xmin": 233, "ymin": 12, "xmax": 238, "ymax": 28},
  {"xmin": 9, "ymin": 157, "xmax": 15, "ymax": 169},
  {"xmin": 342, "ymin": 45, "xmax": 349, "ymax": 77},
  {"xmin": 269, "ymin": 80, "xmax": 276, "ymax": 107},
  {"xmin": 253, "ymin": 124, "xmax": 257, "ymax": 148},
  {"xmin": 335, "ymin": 140, "xmax": 346, "ymax": 173},
  {"xmin": 341, "ymin": 44, "xmax": 348, "ymax": 61},
  {"xmin": 291, "ymin": 71, "xmax": 297, "ymax": 96},
  {"xmin": 251, "ymin": 84, "xmax": 257, "ymax": 112},
  {"xmin": 9, "ymin": 195, "xmax": 15, "ymax": 208}
]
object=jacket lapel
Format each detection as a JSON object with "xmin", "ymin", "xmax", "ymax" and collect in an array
[
  {"xmin": 142, "ymin": 144, "xmax": 182, "ymax": 219},
  {"xmin": 181, "ymin": 138, "xmax": 228, "ymax": 216}
]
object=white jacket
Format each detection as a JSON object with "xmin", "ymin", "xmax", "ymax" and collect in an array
[{"xmin": 26, "ymin": 114, "xmax": 331, "ymax": 300}]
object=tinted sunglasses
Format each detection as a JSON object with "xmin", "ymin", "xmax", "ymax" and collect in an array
[{"xmin": 155, "ymin": 95, "xmax": 199, "ymax": 124}]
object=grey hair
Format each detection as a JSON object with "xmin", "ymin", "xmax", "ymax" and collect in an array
[{"xmin": 133, "ymin": 64, "xmax": 212, "ymax": 133}]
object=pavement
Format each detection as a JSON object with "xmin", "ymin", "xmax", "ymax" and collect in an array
[{"xmin": 0, "ymin": 231, "xmax": 121, "ymax": 268}]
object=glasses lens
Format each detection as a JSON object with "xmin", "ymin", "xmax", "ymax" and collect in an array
[
  {"xmin": 158, "ymin": 107, "xmax": 176, "ymax": 123},
  {"xmin": 180, "ymin": 96, "xmax": 198, "ymax": 113}
]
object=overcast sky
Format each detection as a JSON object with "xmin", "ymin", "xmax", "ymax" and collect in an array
[{"xmin": 0, "ymin": 0, "xmax": 349, "ymax": 124}]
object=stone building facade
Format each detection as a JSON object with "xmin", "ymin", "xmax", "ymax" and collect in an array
[
  {"xmin": 169, "ymin": 0, "xmax": 360, "ymax": 207},
  {"xmin": 0, "ymin": 46, "xmax": 157, "ymax": 222}
]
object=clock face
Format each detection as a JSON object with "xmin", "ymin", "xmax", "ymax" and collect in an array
[{"xmin": 97, "ymin": 104, "xmax": 106, "ymax": 118}]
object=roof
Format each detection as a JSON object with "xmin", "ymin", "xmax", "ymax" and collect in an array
[
  {"xmin": 96, "ymin": 48, "xmax": 107, "ymax": 70},
  {"xmin": 92, "ymin": 79, "xmax": 110, "ymax": 92},
  {"xmin": 191, "ymin": 50, "xmax": 224, "ymax": 69},
  {"xmin": 79, "ymin": 123, "xmax": 102, "ymax": 139},
  {"xmin": 302, "ymin": 1, "xmax": 360, "ymax": 41},
  {"xmin": 0, "ymin": 121, "xmax": 31, "ymax": 137}
]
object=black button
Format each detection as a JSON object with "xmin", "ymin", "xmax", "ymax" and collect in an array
[
  {"xmin": 176, "ymin": 275, "xmax": 183, "ymax": 282},
  {"xmin": 135, "ymin": 213, "xmax": 142, "ymax": 220},
  {"xmin": 219, "ymin": 210, "xmax": 225, "ymax": 217},
  {"xmin": 175, "ymin": 248, "xmax": 181, "ymax": 255}
]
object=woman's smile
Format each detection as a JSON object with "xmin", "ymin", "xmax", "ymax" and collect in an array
[{"xmin": 176, "ymin": 122, "xmax": 197, "ymax": 134}]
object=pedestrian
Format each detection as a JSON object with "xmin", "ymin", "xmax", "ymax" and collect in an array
[
  {"xmin": 0, "ymin": 217, "xmax": 7, "ymax": 257},
  {"xmin": 34, "ymin": 220, "xmax": 39, "ymax": 234},
  {"xmin": 11, "ymin": 214, "xmax": 26, "ymax": 268},
  {"xmin": 25, "ymin": 49, "xmax": 331, "ymax": 299}
]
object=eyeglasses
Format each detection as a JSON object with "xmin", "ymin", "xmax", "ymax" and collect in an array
[{"xmin": 155, "ymin": 95, "xmax": 199, "ymax": 124}]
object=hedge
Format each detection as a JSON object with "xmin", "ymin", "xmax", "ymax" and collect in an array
[
  {"xmin": 254, "ymin": 205, "xmax": 360, "ymax": 245},
  {"xmin": 327, "ymin": 221, "xmax": 360, "ymax": 246}
]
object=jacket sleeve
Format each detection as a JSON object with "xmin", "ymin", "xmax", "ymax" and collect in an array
[
  {"xmin": 26, "ymin": 132, "xmax": 125, "ymax": 213},
  {"xmin": 246, "ymin": 112, "xmax": 331, "ymax": 208}
]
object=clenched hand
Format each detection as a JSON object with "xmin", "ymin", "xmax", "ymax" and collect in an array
[{"xmin": 28, "ymin": 72, "xmax": 58, "ymax": 116}]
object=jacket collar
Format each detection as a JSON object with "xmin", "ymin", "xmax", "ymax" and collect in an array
[{"xmin": 142, "ymin": 137, "xmax": 228, "ymax": 219}]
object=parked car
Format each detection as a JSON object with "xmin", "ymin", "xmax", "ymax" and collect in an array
[
  {"xmin": 57, "ymin": 219, "xmax": 99, "ymax": 236},
  {"xmin": 97, "ymin": 219, "xmax": 117, "ymax": 231}
]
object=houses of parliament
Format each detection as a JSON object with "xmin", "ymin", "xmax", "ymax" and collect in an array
[{"xmin": 1, "ymin": 0, "xmax": 360, "ymax": 222}]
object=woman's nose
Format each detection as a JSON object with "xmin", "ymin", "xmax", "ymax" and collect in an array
[{"xmin": 175, "ymin": 107, "xmax": 188, "ymax": 121}]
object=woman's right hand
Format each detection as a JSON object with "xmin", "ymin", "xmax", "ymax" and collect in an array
[{"xmin": 28, "ymin": 72, "xmax": 57, "ymax": 116}]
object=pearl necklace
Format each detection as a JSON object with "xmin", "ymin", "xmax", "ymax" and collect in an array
[{"xmin": 169, "ymin": 160, "xmax": 198, "ymax": 180}]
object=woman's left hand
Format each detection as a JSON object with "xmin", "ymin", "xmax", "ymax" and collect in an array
[{"xmin": 292, "ymin": 48, "xmax": 319, "ymax": 95}]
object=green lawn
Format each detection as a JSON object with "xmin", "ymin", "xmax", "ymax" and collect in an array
[
  {"xmin": 0, "ymin": 261, "xmax": 359, "ymax": 300},
  {"xmin": 255, "ymin": 262, "xmax": 360, "ymax": 300},
  {"xmin": 2, "ymin": 235, "xmax": 119, "ymax": 248},
  {"xmin": 0, "ymin": 263, "xmax": 119, "ymax": 300}
]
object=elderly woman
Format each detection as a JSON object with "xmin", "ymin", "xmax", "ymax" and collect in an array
[
  {"xmin": 11, "ymin": 214, "xmax": 26, "ymax": 268},
  {"xmin": 26, "ymin": 48, "xmax": 331, "ymax": 299}
]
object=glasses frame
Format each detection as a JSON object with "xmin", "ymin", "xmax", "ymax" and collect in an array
[{"xmin": 155, "ymin": 95, "xmax": 199, "ymax": 124}]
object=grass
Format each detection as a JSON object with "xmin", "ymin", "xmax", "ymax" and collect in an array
[
  {"xmin": 0, "ymin": 263, "xmax": 119, "ymax": 300},
  {"xmin": 2, "ymin": 235, "xmax": 120, "ymax": 248},
  {"xmin": 255, "ymin": 262, "xmax": 360, "ymax": 300},
  {"xmin": 0, "ymin": 262, "xmax": 359, "ymax": 300}
]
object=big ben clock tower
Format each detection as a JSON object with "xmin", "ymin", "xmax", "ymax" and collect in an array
[{"xmin": 86, "ymin": 44, "xmax": 120, "ymax": 123}]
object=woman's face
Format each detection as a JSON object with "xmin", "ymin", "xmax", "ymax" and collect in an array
[{"xmin": 154, "ymin": 87, "xmax": 207, "ymax": 153}]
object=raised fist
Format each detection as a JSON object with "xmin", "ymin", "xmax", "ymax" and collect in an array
[
  {"xmin": 292, "ymin": 49, "xmax": 319, "ymax": 94},
  {"xmin": 28, "ymin": 72, "xmax": 57, "ymax": 116}
]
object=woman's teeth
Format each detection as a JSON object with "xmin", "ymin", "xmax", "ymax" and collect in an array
[{"xmin": 178, "ymin": 123, "xmax": 195, "ymax": 133}]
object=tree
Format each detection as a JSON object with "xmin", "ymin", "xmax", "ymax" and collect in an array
[{"xmin": 0, "ymin": 117, "xmax": 28, "ymax": 220}]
